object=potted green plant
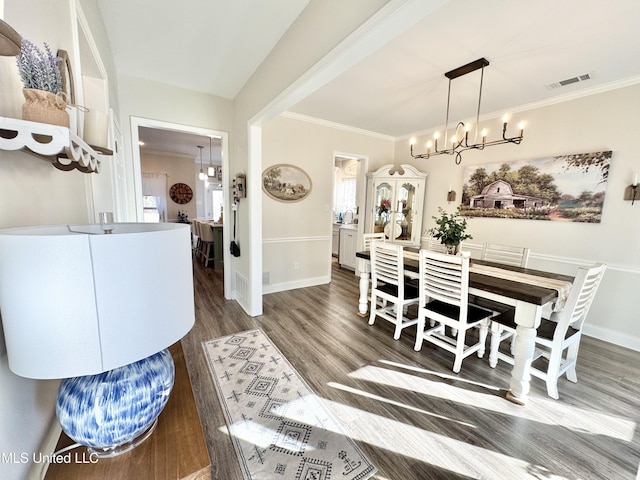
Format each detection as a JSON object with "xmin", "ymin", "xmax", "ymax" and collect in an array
[
  {"xmin": 427, "ymin": 206, "xmax": 472, "ymax": 254},
  {"xmin": 16, "ymin": 38, "xmax": 69, "ymax": 127}
]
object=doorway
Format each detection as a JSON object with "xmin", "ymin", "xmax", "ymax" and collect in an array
[
  {"xmin": 331, "ymin": 152, "xmax": 368, "ymax": 275},
  {"xmin": 130, "ymin": 116, "xmax": 231, "ymax": 298}
]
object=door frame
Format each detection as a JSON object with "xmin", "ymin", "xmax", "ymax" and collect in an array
[
  {"xmin": 130, "ymin": 116, "xmax": 231, "ymax": 299},
  {"xmin": 331, "ymin": 151, "xmax": 369, "ymax": 277}
]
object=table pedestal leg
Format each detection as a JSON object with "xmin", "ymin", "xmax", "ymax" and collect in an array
[
  {"xmin": 506, "ymin": 301, "xmax": 542, "ymax": 405},
  {"xmin": 507, "ymin": 325, "xmax": 536, "ymax": 405},
  {"xmin": 358, "ymin": 271, "xmax": 369, "ymax": 316}
]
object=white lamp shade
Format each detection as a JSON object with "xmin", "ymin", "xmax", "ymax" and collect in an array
[{"xmin": 0, "ymin": 223, "xmax": 195, "ymax": 379}]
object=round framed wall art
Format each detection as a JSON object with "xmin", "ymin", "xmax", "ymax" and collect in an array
[{"xmin": 169, "ymin": 183, "xmax": 193, "ymax": 204}]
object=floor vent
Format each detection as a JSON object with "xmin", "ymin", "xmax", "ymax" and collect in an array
[
  {"xmin": 546, "ymin": 72, "xmax": 592, "ymax": 90},
  {"xmin": 236, "ymin": 272, "xmax": 247, "ymax": 301}
]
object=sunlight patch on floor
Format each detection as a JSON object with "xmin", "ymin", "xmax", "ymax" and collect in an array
[
  {"xmin": 322, "ymin": 398, "xmax": 569, "ymax": 480},
  {"xmin": 327, "ymin": 382, "xmax": 476, "ymax": 429},
  {"xmin": 350, "ymin": 360, "xmax": 635, "ymax": 441},
  {"xmin": 219, "ymin": 422, "xmax": 282, "ymax": 450}
]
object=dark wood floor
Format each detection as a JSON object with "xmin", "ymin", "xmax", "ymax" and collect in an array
[{"xmin": 183, "ymin": 259, "xmax": 640, "ymax": 480}]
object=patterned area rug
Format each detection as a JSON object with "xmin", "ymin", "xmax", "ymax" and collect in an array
[{"xmin": 202, "ymin": 329, "xmax": 377, "ymax": 480}]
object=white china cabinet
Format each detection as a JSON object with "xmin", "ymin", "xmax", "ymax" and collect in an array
[{"xmin": 365, "ymin": 164, "xmax": 427, "ymax": 246}]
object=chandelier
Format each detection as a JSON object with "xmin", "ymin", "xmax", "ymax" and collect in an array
[{"xmin": 410, "ymin": 58, "xmax": 524, "ymax": 165}]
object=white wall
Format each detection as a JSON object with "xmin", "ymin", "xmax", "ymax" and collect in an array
[
  {"xmin": 394, "ymin": 83, "xmax": 640, "ymax": 350},
  {"xmin": 261, "ymin": 114, "xmax": 394, "ymax": 292}
]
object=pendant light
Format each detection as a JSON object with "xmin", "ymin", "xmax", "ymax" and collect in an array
[
  {"xmin": 207, "ymin": 136, "xmax": 215, "ymax": 177},
  {"xmin": 198, "ymin": 146, "xmax": 206, "ymax": 181}
]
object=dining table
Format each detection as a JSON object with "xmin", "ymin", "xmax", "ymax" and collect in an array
[{"xmin": 355, "ymin": 248, "xmax": 574, "ymax": 405}]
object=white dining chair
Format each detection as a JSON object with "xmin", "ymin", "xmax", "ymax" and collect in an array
[
  {"xmin": 193, "ymin": 220, "xmax": 202, "ymax": 262},
  {"xmin": 363, "ymin": 232, "xmax": 385, "ymax": 250},
  {"xmin": 481, "ymin": 242, "xmax": 530, "ymax": 267},
  {"xmin": 363, "ymin": 232, "xmax": 387, "ymax": 306},
  {"xmin": 425, "ymin": 236, "xmax": 448, "ymax": 254},
  {"xmin": 414, "ymin": 250, "xmax": 493, "ymax": 373},
  {"xmin": 368, "ymin": 241, "xmax": 419, "ymax": 340},
  {"xmin": 488, "ymin": 262, "xmax": 607, "ymax": 399}
]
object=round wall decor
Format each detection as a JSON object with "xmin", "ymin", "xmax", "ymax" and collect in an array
[{"xmin": 169, "ymin": 183, "xmax": 193, "ymax": 204}]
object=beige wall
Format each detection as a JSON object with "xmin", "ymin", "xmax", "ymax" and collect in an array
[
  {"xmin": 0, "ymin": 1, "xmax": 115, "ymax": 478},
  {"xmin": 261, "ymin": 114, "xmax": 394, "ymax": 290},
  {"xmin": 115, "ymin": 74, "xmax": 234, "ymax": 222},
  {"xmin": 234, "ymin": 0, "xmax": 390, "ymax": 314},
  {"xmin": 141, "ymin": 152, "xmax": 198, "ymax": 222},
  {"xmin": 394, "ymin": 83, "xmax": 640, "ymax": 350}
]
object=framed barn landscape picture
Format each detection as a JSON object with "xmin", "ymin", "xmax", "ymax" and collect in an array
[
  {"xmin": 460, "ymin": 151, "xmax": 612, "ymax": 223},
  {"xmin": 262, "ymin": 164, "xmax": 312, "ymax": 202}
]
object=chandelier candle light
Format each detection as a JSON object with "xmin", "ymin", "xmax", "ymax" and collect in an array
[
  {"xmin": 207, "ymin": 136, "xmax": 215, "ymax": 177},
  {"xmin": 198, "ymin": 145, "xmax": 206, "ymax": 181},
  {"xmin": 410, "ymin": 58, "xmax": 524, "ymax": 165}
]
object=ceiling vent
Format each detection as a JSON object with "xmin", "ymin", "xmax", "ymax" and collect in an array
[{"xmin": 546, "ymin": 73, "xmax": 593, "ymax": 90}]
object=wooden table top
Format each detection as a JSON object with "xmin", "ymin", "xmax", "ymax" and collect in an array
[{"xmin": 356, "ymin": 250, "xmax": 574, "ymax": 306}]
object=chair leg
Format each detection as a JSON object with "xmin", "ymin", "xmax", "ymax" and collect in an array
[
  {"xmin": 195, "ymin": 238, "xmax": 202, "ymax": 261},
  {"xmin": 453, "ymin": 329, "xmax": 466, "ymax": 373},
  {"xmin": 368, "ymin": 294, "xmax": 377, "ymax": 326},
  {"xmin": 414, "ymin": 312, "xmax": 425, "ymax": 351},
  {"xmin": 477, "ymin": 319, "xmax": 489, "ymax": 358},
  {"xmin": 393, "ymin": 302, "xmax": 403, "ymax": 340},
  {"xmin": 545, "ymin": 348, "xmax": 562, "ymax": 400},
  {"xmin": 565, "ymin": 341, "xmax": 581, "ymax": 383},
  {"xmin": 489, "ymin": 323, "xmax": 501, "ymax": 368},
  {"xmin": 204, "ymin": 243, "xmax": 214, "ymax": 267}
]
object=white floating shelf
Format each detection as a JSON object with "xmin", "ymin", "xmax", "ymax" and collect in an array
[{"xmin": 0, "ymin": 116, "xmax": 109, "ymax": 173}]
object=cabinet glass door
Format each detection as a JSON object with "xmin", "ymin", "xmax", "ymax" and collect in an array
[
  {"xmin": 373, "ymin": 181, "xmax": 393, "ymax": 236},
  {"xmin": 396, "ymin": 182, "xmax": 416, "ymax": 242}
]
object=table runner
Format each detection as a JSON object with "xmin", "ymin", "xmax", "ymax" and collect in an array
[{"xmin": 470, "ymin": 263, "xmax": 572, "ymax": 311}]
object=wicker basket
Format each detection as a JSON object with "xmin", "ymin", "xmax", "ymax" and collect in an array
[{"xmin": 22, "ymin": 88, "xmax": 70, "ymax": 127}]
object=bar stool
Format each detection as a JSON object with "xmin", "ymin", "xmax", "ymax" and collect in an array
[
  {"xmin": 199, "ymin": 222, "xmax": 215, "ymax": 267},
  {"xmin": 193, "ymin": 220, "xmax": 202, "ymax": 262}
]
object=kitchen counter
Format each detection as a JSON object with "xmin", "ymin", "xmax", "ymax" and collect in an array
[{"xmin": 337, "ymin": 223, "xmax": 357, "ymax": 230}]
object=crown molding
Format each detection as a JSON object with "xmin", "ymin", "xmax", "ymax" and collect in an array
[
  {"xmin": 280, "ymin": 111, "xmax": 395, "ymax": 142},
  {"xmin": 400, "ymin": 75, "xmax": 640, "ymax": 141}
]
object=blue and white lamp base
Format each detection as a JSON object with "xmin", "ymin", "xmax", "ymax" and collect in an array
[{"xmin": 56, "ymin": 349, "xmax": 175, "ymax": 458}]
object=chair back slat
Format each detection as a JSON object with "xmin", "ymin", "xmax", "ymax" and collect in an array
[
  {"xmin": 425, "ymin": 236, "xmax": 448, "ymax": 253},
  {"xmin": 481, "ymin": 243, "xmax": 530, "ymax": 267},
  {"xmin": 370, "ymin": 241, "xmax": 403, "ymax": 287},
  {"xmin": 550, "ymin": 263, "xmax": 606, "ymax": 339},
  {"xmin": 419, "ymin": 250, "xmax": 468, "ymax": 308},
  {"xmin": 363, "ymin": 232, "xmax": 385, "ymax": 250}
]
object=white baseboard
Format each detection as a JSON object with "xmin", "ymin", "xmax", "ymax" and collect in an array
[
  {"xmin": 583, "ymin": 324, "xmax": 640, "ymax": 352},
  {"xmin": 263, "ymin": 275, "xmax": 330, "ymax": 294}
]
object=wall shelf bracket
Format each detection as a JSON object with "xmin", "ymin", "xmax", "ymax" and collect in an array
[{"xmin": 0, "ymin": 116, "xmax": 110, "ymax": 173}]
